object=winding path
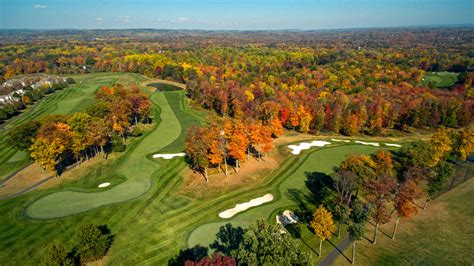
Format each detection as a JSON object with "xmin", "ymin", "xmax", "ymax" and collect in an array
[
  {"xmin": 26, "ymin": 91, "xmax": 182, "ymax": 219},
  {"xmin": 319, "ymin": 235, "xmax": 352, "ymax": 266}
]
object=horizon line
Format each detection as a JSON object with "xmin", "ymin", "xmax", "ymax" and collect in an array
[{"xmin": 1, "ymin": 23, "xmax": 473, "ymax": 32}]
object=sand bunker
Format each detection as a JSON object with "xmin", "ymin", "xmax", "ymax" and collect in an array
[
  {"xmin": 354, "ymin": 140, "xmax": 380, "ymax": 147},
  {"xmin": 331, "ymin": 138, "xmax": 350, "ymax": 143},
  {"xmin": 276, "ymin": 210, "xmax": 299, "ymax": 225},
  {"xmin": 219, "ymin": 194, "xmax": 274, "ymax": 218},
  {"xmin": 152, "ymin": 152, "xmax": 186, "ymax": 159},
  {"xmin": 288, "ymin": 140, "xmax": 332, "ymax": 155},
  {"xmin": 98, "ymin": 182, "xmax": 110, "ymax": 188},
  {"xmin": 385, "ymin": 143, "xmax": 402, "ymax": 147}
]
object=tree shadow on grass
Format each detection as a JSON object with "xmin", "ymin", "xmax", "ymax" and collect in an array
[
  {"xmin": 287, "ymin": 188, "xmax": 313, "ymax": 224},
  {"xmin": 210, "ymin": 223, "xmax": 244, "ymax": 256},
  {"xmin": 168, "ymin": 245, "xmax": 209, "ymax": 266},
  {"xmin": 367, "ymin": 220, "xmax": 392, "ymax": 240},
  {"xmin": 304, "ymin": 171, "xmax": 335, "ymax": 206},
  {"xmin": 284, "ymin": 223, "xmax": 302, "ymax": 239}
]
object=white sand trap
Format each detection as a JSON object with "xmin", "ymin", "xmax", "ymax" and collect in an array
[
  {"xmin": 385, "ymin": 143, "xmax": 402, "ymax": 147},
  {"xmin": 152, "ymin": 152, "xmax": 186, "ymax": 159},
  {"xmin": 98, "ymin": 182, "xmax": 110, "ymax": 188},
  {"xmin": 288, "ymin": 140, "xmax": 332, "ymax": 155},
  {"xmin": 276, "ymin": 210, "xmax": 299, "ymax": 225},
  {"xmin": 331, "ymin": 138, "xmax": 350, "ymax": 143},
  {"xmin": 355, "ymin": 140, "xmax": 380, "ymax": 147},
  {"xmin": 219, "ymin": 194, "xmax": 274, "ymax": 218}
]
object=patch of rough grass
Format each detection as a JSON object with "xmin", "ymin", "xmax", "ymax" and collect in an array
[{"xmin": 334, "ymin": 175, "xmax": 474, "ymax": 265}]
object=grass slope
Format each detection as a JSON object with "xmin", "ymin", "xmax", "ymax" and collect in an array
[{"xmin": 334, "ymin": 171, "xmax": 474, "ymax": 266}]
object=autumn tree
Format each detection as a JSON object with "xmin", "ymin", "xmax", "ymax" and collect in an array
[
  {"xmin": 227, "ymin": 120, "xmax": 248, "ymax": 172},
  {"xmin": 127, "ymin": 85, "xmax": 151, "ymax": 124},
  {"xmin": 29, "ymin": 137, "xmax": 67, "ymax": 176},
  {"xmin": 339, "ymin": 155, "xmax": 377, "ymax": 196},
  {"xmin": 8, "ymin": 120, "xmax": 41, "ymax": 150},
  {"xmin": 450, "ymin": 127, "xmax": 474, "ymax": 161},
  {"xmin": 365, "ymin": 175, "xmax": 397, "ymax": 244},
  {"xmin": 185, "ymin": 253, "xmax": 236, "ymax": 266},
  {"xmin": 86, "ymin": 117, "xmax": 110, "ymax": 157},
  {"xmin": 68, "ymin": 113, "xmax": 92, "ymax": 162},
  {"xmin": 372, "ymin": 150, "xmax": 394, "ymax": 177},
  {"xmin": 310, "ymin": 205, "xmax": 336, "ymax": 257},
  {"xmin": 297, "ymin": 105, "xmax": 312, "ymax": 133},
  {"xmin": 185, "ymin": 126, "xmax": 210, "ymax": 181},
  {"xmin": 392, "ymin": 180, "xmax": 420, "ymax": 239},
  {"xmin": 333, "ymin": 169, "xmax": 357, "ymax": 236},
  {"xmin": 429, "ymin": 127, "xmax": 452, "ymax": 166},
  {"xmin": 259, "ymin": 125, "xmax": 273, "ymax": 157},
  {"xmin": 207, "ymin": 122, "xmax": 224, "ymax": 173},
  {"xmin": 245, "ymin": 121, "xmax": 262, "ymax": 159},
  {"xmin": 269, "ymin": 117, "xmax": 283, "ymax": 137}
]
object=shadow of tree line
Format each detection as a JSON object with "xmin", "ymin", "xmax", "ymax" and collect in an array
[{"xmin": 168, "ymin": 223, "xmax": 244, "ymax": 265}]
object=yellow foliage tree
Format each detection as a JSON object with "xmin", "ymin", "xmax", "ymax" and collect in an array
[
  {"xmin": 429, "ymin": 127, "xmax": 452, "ymax": 166},
  {"xmin": 452, "ymin": 128, "xmax": 474, "ymax": 161},
  {"xmin": 29, "ymin": 137, "xmax": 66, "ymax": 176},
  {"xmin": 310, "ymin": 205, "xmax": 336, "ymax": 257}
]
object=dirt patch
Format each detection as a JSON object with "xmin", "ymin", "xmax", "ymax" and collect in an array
[
  {"xmin": 178, "ymin": 131, "xmax": 353, "ymax": 199},
  {"xmin": 180, "ymin": 153, "xmax": 281, "ymax": 199},
  {"xmin": 0, "ymin": 163, "xmax": 51, "ymax": 197}
]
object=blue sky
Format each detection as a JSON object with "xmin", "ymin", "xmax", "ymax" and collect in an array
[{"xmin": 0, "ymin": 0, "xmax": 472, "ymax": 30}]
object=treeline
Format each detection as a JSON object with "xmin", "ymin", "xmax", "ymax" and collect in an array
[
  {"xmin": 0, "ymin": 29, "xmax": 472, "ymax": 135},
  {"xmin": 184, "ymin": 115, "xmax": 280, "ymax": 181},
  {"xmin": 305, "ymin": 127, "xmax": 473, "ymax": 262},
  {"xmin": 185, "ymin": 67, "xmax": 472, "ymax": 135},
  {"xmin": 8, "ymin": 84, "xmax": 151, "ymax": 175},
  {"xmin": 0, "ymin": 77, "xmax": 74, "ymax": 122}
]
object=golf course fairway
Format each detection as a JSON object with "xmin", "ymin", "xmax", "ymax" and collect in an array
[{"xmin": 26, "ymin": 90, "xmax": 185, "ymax": 219}]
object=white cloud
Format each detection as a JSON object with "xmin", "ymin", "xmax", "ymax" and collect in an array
[
  {"xmin": 170, "ymin": 17, "xmax": 190, "ymax": 23},
  {"xmin": 96, "ymin": 17, "xmax": 104, "ymax": 22},
  {"xmin": 34, "ymin": 4, "xmax": 47, "ymax": 9}
]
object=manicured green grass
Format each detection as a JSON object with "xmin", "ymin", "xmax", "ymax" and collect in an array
[{"xmin": 422, "ymin": 72, "xmax": 459, "ymax": 88}]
